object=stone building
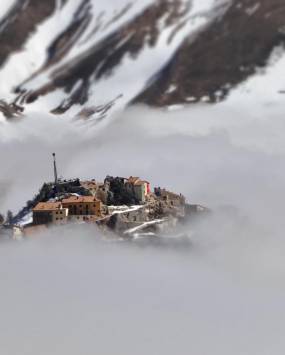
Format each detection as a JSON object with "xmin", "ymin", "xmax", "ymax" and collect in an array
[
  {"xmin": 95, "ymin": 183, "xmax": 109, "ymax": 204},
  {"xmin": 80, "ymin": 180, "xmax": 98, "ymax": 196},
  {"xmin": 62, "ymin": 196, "xmax": 102, "ymax": 217},
  {"xmin": 80, "ymin": 180, "xmax": 109, "ymax": 204},
  {"xmin": 33, "ymin": 202, "xmax": 69, "ymax": 225},
  {"xmin": 154, "ymin": 188, "xmax": 186, "ymax": 217},
  {"xmin": 154, "ymin": 188, "xmax": 185, "ymax": 206}
]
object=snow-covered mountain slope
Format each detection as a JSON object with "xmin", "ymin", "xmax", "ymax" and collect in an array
[
  {"xmin": 136, "ymin": 0, "xmax": 285, "ymax": 106},
  {"xmin": 0, "ymin": 0, "xmax": 284, "ymax": 122}
]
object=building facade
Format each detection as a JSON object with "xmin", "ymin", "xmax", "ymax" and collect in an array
[
  {"xmin": 126, "ymin": 177, "xmax": 151, "ymax": 203},
  {"xmin": 62, "ymin": 196, "xmax": 102, "ymax": 216},
  {"xmin": 33, "ymin": 202, "xmax": 69, "ymax": 225}
]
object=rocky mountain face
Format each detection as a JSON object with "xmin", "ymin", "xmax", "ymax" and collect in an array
[{"xmin": 0, "ymin": 0, "xmax": 284, "ymax": 121}]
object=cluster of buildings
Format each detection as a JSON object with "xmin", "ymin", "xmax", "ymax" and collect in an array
[
  {"xmin": 32, "ymin": 176, "xmax": 151, "ymax": 227},
  {"xmin": 1, "ymin": 155, "xmax": 201, "ymax": 241},
  {"xmin": 3, "ymin": 154, "xmax": 189, "ymax": 239}
]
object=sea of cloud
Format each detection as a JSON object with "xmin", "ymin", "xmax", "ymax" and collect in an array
[{"xmin": 1, "ymin": 102, "xmax": 285, "ymax": 354}]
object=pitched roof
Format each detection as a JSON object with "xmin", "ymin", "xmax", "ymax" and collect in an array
[
  {"xmin": 134, "ymin": 180, "xmax": 150, "ymax": 186},
  {"xmin": 62, "ymin": 196, "xmax": 99, "ymax": 204},
  {"xmin": 33, "ymin": 202, "xmax": 62, "ymax": 211},
  {"xmin": 127, "ymin": 176, "xmax": 140, "ymax": 184},
  {"xmin": 127, "ymin": 177, "xmax": 150, "ymax": 185}
]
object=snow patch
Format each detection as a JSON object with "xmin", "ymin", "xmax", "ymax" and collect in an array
[
  {"xmin": 124, "ymin": 218, "xmax": 165, "ymax": 235},
  {"xmin": 108, "ymin": 205, "xmax": 144, "ymax": 215},
  {"xmin": 186, "ymin": 96, "xmax": 197, "ymax": 102},
  {"xmin": 200, "ymin": 96, "xmax": 211, "ymax": 103},
  {"xmin": 16, "ymin": 212, "xmax": 33, "ymax": 227},
  {"xmin": 228, "ymin": 45, "xmax": 285, "ymax": 104},
  {"xmin": 167, "ymin": 104, "xmax": 185, "ymax": 111},
  {"xmin": 0, "ymin": 0, "xmax": 17, "ymax": 21},
  {"xmin": 245, "ymin": 3, "xmax": 260, "ymax": 16},
  {"xmin": 166, "ymin": 84, "xmax": 177, "ymax": 94}
]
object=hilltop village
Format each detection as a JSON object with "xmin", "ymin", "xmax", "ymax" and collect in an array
[
  {"xmin": 1, "ymin": 155, "xmax": 208, "ymax": 240},
  {"xmin": 16, "ymin": 176, "xmax": 189, "ymax": 238}
]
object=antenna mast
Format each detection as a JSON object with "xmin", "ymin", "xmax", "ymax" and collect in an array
[{"xmin": 52, "ymin": 153, "xmax": 58, "ymax": 186}]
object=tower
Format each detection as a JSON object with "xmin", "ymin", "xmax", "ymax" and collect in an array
[{"xmin": 52, "ymin": 153, "xmax": 58, "ymax": 186}]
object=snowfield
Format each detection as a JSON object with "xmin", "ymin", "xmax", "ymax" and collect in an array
[{"xmin": 228, "ymin": 45, "xmax": 285, "ymax": 105}]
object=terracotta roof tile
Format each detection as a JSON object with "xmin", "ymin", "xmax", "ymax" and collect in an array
[
  {"xmin": 62, "ymin": 196, "xmax": 99, "ymax": 204},
  {"xmin": 33, "ymin": 202, "xmax": 62, "ymax": 211}
]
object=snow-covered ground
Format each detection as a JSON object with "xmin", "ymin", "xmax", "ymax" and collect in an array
[
  {"xmin": 16, "ymin": 211, "xmax": 33, "ymax": 227},
  {"xmin": 0, "ymin": 0, "xmax": 17, "ymax": 20},
  {"xmin": 0, "ymin": 0, "xmax": 284, "ymax": 125},
  {"xmin": 124, "ymin": 218, "xmax": 165, "ymax": 236},
  {"xmin": 228, "ymin": 45, "xmax": 285, "ymax": 105},
  {"xmin": 108, "ymin": 205, "xmax": 144, "ymax": 215}
]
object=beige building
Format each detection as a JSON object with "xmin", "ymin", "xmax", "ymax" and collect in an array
[
  {"xmin": 33, "ymin": 202, "xmax": 69, "ymax": 225},
  {"xmin": 68, "ymin": 215, "xmax": 101, "ymax": 223},
  {"xmin": 126, "ymin": 177, "xmax": 151, "ymax": 203},
  {"xmin": 62, "ymin": 196, "xmax": 102, "ymax": 217}
]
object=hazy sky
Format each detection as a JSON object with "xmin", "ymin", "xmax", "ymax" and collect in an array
[{"xmin": 1, "ymin": 103, "xmax": 285, "ymax": 354}]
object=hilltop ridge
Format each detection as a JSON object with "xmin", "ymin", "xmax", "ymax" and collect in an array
[{"xmin": 1, "ymin": 174, "xmax": 208, "ymax": 240}]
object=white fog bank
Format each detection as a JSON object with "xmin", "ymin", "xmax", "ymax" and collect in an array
[{"xmin": 1, "ymin": 103, "xmax": 285, "ymax": 354}]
